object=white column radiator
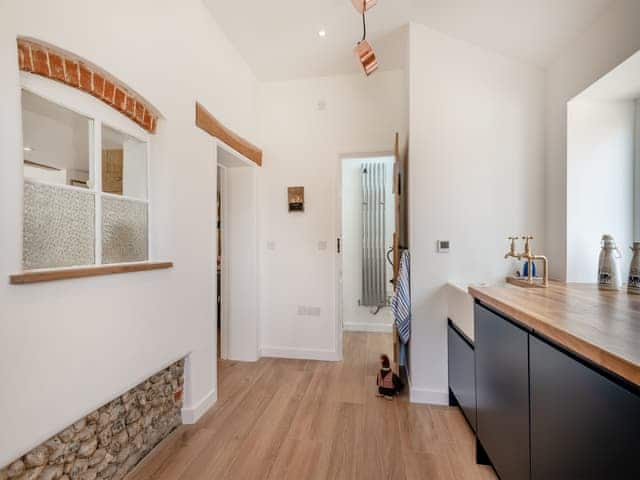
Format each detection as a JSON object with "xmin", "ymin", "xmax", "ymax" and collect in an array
[{"xmin": 361, "ymin": 161, "xmax": 387, "ymax": 307}]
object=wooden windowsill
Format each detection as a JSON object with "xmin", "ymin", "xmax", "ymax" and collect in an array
[{"xmin": 10, "ymin": 262, "xmax": 173, "ymax": 285}]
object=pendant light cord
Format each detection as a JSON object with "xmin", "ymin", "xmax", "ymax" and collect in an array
[{"xmin": 361, "ymin": 1, "xmax": 367, "ymax": 42}]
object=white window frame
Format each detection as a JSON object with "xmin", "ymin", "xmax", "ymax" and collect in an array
[{"xmin": 20, "ymin": 71, "xmax": 152, "ymax": 269}]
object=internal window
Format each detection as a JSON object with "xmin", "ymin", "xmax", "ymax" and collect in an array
[{"xmin": 21, "ymin": 90, "xmax": 150, "ymax": 270}]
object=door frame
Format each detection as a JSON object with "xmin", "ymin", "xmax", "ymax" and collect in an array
[
  {"xmin": 335, "ymin": 150, "xmax": 395, "ymax": 357},
  {"xmin": 215, "ymin": 139, "xmax": 259, "ymax": 363},
  {"xmin": 217, "ymin": 163, "xmax": 229, "ymax": 360}
]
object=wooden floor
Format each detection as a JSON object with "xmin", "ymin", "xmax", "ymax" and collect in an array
[{"xmin": 129, "ymin": 332, "xmax": 496, "ymax": 480}]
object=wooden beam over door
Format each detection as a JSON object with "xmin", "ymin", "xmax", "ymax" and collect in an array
[{"xmin": 195, "ymin": 102, "xmax": 263, "ymax": 166}]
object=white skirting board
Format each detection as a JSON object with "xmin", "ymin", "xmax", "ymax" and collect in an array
[
  {"xmin": 181, "ymin": 387, "xmax": 217, "ymax": 424},
  {"xmin": 260, "ymin": 346, "xmax": 341, "ymax": 361},
  {"xmin": 409, "ymin": 386, "xmax": 449, "ymax": 405},
  {"xmin": 406, "ymin": 366, "xmax": 448, "ymax": 405},
  {"xmin": 343, "ymin": 322, "xmax": 393, "ymax": 333}
]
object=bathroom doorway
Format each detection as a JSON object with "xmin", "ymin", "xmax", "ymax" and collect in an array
[{"xmin": 339, "ymin": 153, "xmax": 396, "ymax": 335}]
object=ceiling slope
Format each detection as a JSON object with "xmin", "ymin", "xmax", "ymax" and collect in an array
[{"xmin": 204, "ymin": 0, "xmax": 616, "ymax": 81}]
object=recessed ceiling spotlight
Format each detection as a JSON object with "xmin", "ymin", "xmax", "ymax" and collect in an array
[
  {"xmin": 23, "ymin": 146, "xmax": 33, "ymax": 152},
  {"xmin": 318, "ymin": 29, "xmax": 326, "ymax": 37}
]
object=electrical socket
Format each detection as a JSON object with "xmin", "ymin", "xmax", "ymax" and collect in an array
[{"xmin": 297, "ymin": 306, "xmax": 321, "ymax": 316}]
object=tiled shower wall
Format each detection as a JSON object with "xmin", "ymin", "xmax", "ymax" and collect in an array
[{"xmin": 0, "ymin": 359, "xmax": 184, "ymax": 480}]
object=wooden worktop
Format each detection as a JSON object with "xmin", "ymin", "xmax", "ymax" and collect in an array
[{"xmin": 468, "ymin": 281, "xmax": 640, "ymax": 387}]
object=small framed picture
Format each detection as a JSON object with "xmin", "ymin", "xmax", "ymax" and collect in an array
[{"xmin": 288, "ymin": 186, "xmax": 304, "ymax": 212}]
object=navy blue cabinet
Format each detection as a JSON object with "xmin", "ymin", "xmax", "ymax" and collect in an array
[
  {"xmin": 475, "ymin": 304, "xmax": 530, "ymax": 480},
  {"xmin": 530, "ymin": 335, "xmax": 640, "ymax": 479},
  {"xmin": 447, "ymin": 321, "xmax": 476, "ymax": 431},
  {"xmin": 468, "ymin": 300, "xmax": 640, "ymax": 478}
]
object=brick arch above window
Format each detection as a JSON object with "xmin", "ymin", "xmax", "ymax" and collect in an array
[{"xmin": 17, "ymin": 38, "xmax": 159, "ymax": 133}]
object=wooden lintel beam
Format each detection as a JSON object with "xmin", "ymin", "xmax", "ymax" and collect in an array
[{"xmin": 195, "ymin": 102, "xmax": 262, "ymax": 166}]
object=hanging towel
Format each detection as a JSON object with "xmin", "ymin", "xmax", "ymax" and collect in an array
[{"xmin": 392, "ymin": 250, "xmax": 411, "ymax": 366}]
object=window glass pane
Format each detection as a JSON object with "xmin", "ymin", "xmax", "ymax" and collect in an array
[
  {"xmin": 21, "ymin": 90, "xmax": 92, "ymax": 188},
  {"xmin": 102, "ymin": 196, "xmax": 148, "ymax": 264},
  {"xmin": 23, "ymin": 181, "xmax": 95, "ymax": 269},
  {"xmin": 102, "ymin": 125, "xmax": 147, "ymax": 199}
]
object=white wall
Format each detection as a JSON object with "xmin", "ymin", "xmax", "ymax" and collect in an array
[
  {"xmin": 0, "ymin": 0, "xmax": 258, "ymax": 467},
  {"xmin": 341, "ymin": 156, "xmax": 394, "ymax": 332},
  {"xmin": 408, "ymin": 22, "xmax": 545, "ymax": 404},
  {"xmin": 545, "ymin": 0, "xmax": 640, "ymax": 280},
  {"xmin": 257, "ymin": 70, "xmax": 407, "ymax": 360},
  {"xmin": 567, "ymin": 100, "xmax": 636, "ymax": 282}
]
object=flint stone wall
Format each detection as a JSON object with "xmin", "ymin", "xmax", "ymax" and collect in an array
[{"xmin": 0, "ymin": 359, "xmax": 184, "ymax": 480}]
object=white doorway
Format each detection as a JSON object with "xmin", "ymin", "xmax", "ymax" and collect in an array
[
  {"xmin": 216, "ymin": 141, "xmax": 259, "ymax": 362},
  {"xmin": 338, "ymin": 153, "xmax": 396, "ymax": 335}
]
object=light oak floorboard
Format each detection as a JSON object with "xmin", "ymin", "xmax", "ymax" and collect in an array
[{"xmin": 130, "ymin": 332, "xmax": 497, "ymax": 480}]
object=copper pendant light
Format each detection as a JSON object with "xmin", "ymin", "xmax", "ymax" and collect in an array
[
  {"xmin": 355, "ymin": 40, "xmax": 378, "ymax": 76},
  {"xmin": 351, "ymin": 0, "xmax": 377, "ymax": 14},
  {"xmin": 354, "ymin": 0, "xmax": 378, "ymax": 76}
]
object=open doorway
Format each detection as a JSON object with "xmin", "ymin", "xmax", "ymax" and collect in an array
[
  {"xmin": 216, "ymin": 165, "xmax": 223, "ymax": 359},
  {"xmin": 339, "ymin": 153, "xmax": 396, "ymax": 338},
  {"xmin": 215, "ymin": 141, "xmax": 259, "ymax": 364},
  {"xmin": 565, "ymin": 48, "xmax": 640, "ymax": 282}
]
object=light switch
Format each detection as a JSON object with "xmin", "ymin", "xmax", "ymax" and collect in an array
[
  {"xmin": 318, "ymin": 241, "xmax": 327, "ymax": 251},
  {"xmin": 267, "ymin": 241, "xmax": 276, "ymax": 251}
]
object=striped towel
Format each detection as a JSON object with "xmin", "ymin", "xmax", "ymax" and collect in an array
[{"xmin": 392, "ymin": 250, "xmax": 411, "ymax": 345}]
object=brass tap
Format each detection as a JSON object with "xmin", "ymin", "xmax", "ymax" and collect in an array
[
  {"xmin": 522, "ymin": 235, "xmax": 533, "ymax": 257},
  {"xmin": 534, "ymin": 254, "xmax": 549, "ymax": 287},
  {"xmin": 515, "ymin": 236, "xmax": 549, "ymax": 287},
  {"xmin": 504, "ymin": 236, "xmax": 519, "ymax": 259}
]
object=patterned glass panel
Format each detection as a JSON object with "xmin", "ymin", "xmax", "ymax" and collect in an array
[
  {"xmin": 23, "ymin": 181, "xmax": 95, "ymax": 269},
  {"xmin": 102, "ymin": 196, "xmax": 148, "ymax": 264}
]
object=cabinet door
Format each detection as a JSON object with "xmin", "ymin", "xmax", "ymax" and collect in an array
[
  {"xmin": 448, "ymin": 323, "xmax": 476, "ymax": 431},
  {"xmin": 475, "ymin": 304, "xmax": 530, "ymax": 480},
  {"xmin": 530, "ymin": 335, "xmax": 640, "ymax": 479}
]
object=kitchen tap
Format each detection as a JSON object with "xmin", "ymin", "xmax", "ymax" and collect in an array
[
  {"xmin": 516, "ymin": 236, "xmax": 549, "ymax": 287},
  {"xmin": 504, "ymin": 236, "xmax": 549, "ymax": 287},
  {"xmin": 504, "ymin": 236, "xmax": 519, "ymax": 259}
]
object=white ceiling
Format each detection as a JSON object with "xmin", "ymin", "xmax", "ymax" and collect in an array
[{"xmin": 204, "ymin": 0, "xmax": 616, "ymax": 81}]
